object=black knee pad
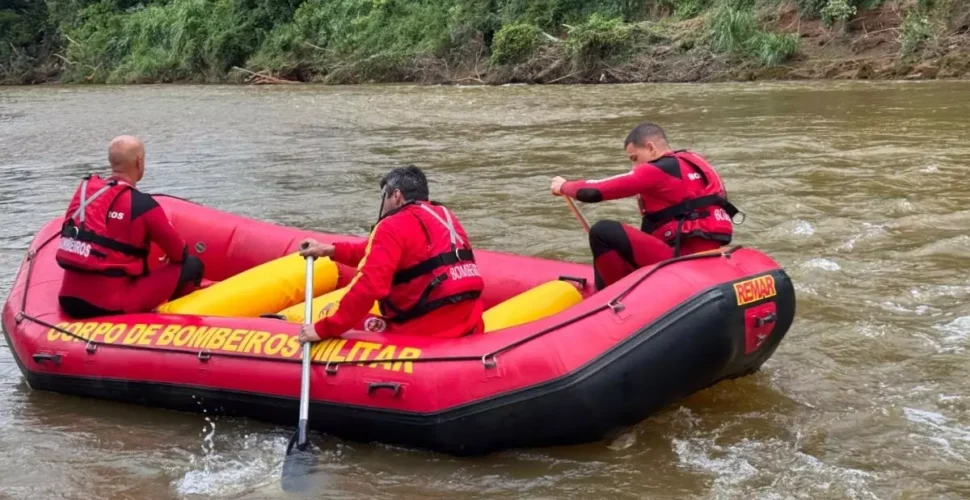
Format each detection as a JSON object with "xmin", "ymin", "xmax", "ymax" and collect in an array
[
  {"xmin": 180, "ymin": 256, "xmax": 205, "ymax": 287},
  {"xmin": 589, "ymin": 220, "xmax": 624, "ymax": 254}
]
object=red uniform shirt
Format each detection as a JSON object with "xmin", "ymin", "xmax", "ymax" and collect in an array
[
  {"xmin": 313, "ymin": 203, "xmax": 485, "ymax": 339},
  {"xmin": 58, "ymin": 176, "xmax": 192, "ymax": 314},
  {"xmin": 562, "ymin": 152, "xmax": 734, "ymax": 244}
]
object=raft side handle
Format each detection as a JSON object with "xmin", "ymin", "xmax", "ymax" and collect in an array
[
  {"xmin": 325, "ymin": 361, "xmax": 338, "ymax": 376},
  {"xmin": 558, "ymin": 275, "xmax": 588, "ymax": 289},
  {"xmin": 367, "ymin": 382, "xmax": 402, "ymax": 397},
  {"xmin": 198, "ymin": 350, "xmax": 211, "ymax": 363},
  {"xmin": 754, "ymin": 312, "xmax": 777, "ymax": 328},
  {"xmin": 482, "ymin": 353, "xmax": 498, "ymax": 369},
  {"xmin": 608, "ymin": 300, "xmax": 626, "ymax": 314},
  {"xmin": 14, "ymin": 311, "xmax": 25, "ymax": 324},
  {"xmin": 85, "ymin": 341, "xmax": 98, "ymax": 354},
  {"xmin": 32, "ymin": 353, "xmax": 61, "ymax": 365}
]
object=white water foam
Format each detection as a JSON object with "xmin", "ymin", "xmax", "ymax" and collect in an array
[
  {"xmin": 174, "ymin": 429, "xmax": 287, "ymax": 498},
  {"xmin": 607, "ymin": 431, "xmax": 638, "ymax": 451},
  {"xmin": 931, "ymin": 316, "xmax": 970, "ymax": 353},
  {"xmin": 837, "ymin": 222, "xmax": 890, "ymax": 251},
  {"xmin": 871, "ymin": 301, "xmax": 933, "ymax": 316},
  {"xmin": 171, "ymin": 397, "xmax": 292, "ymax": 498},
  {"xmin": 791, "ymin": 220, "xmax": 816, "ymax": 236},
  {"xmin": 903, "ymin": 407, "xmax": 970, "ymax": 463},
  {"xmin": 800, "ymin": 258, "xmax": 841, "ymax": 271},
  {"xmin": 672, "ymin": 435, "xmax": 879, "ymax": 499}
]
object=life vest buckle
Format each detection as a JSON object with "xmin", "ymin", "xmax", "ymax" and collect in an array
[{"xmin": 429, "ymin": 273, "xmax": 447, "ymax": 289}]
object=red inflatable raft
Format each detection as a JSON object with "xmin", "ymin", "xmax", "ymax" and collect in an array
[{"xmin": 2, "ymin": 196, "xmax": 795, "ymax": 455}]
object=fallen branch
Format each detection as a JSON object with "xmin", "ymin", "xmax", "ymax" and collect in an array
[
  {"xmin": 546, "ymin": 70, "xmax": 581, "ymax": 83},
  {"xmin": 231, "ymin": 66, "xmax": 299, "ymax": 85},
  {"xmin": 541, "ymin": 31, "xmax": 562, "ymax": 43}
]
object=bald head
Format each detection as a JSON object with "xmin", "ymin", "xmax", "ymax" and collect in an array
[{"xmin": 107, "ymin": 135, "xmax": 145, "ymax": 183}]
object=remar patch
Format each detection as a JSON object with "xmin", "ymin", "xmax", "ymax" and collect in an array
[{"xmin": 733, "ymin": 275, "xmax": 777, "ymax": 306}]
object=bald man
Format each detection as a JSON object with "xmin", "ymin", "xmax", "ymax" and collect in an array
[{"xmin": 56, "ymin": 135, "xmax": 204, "ymax": 319}]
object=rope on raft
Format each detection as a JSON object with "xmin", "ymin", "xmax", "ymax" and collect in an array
[{"xmin": 15, "ymin": 226, "xmax": 741, "ymax": 370}]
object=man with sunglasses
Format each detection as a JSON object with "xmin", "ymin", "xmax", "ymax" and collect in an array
[
  {"xmin": 298, "ymin": 165, "xmax": 485, "ymax": 342},
  {"xmin": 550, "ymin": 123, "xmax": 739, "ymax": 291}
]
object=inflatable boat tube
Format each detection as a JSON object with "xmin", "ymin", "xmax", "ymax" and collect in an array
[
  {"xmin": 276, "ymin": 285, "xmax": 380, "ymax": 323},
  {"xmin": 2, "ymin": 196, "xmax": 796, "ymax": 456},
  {"xmin": 483, "ymin": 279, "xmax": 584, "ymax": 333},
  {"xmin": 157, "ymin": 254, "xmax": 339, "ymax": 317}
]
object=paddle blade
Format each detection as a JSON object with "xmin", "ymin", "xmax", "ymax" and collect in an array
[{"xmin": 281, "ymin": 431, "xmax": 316, "ymax": 492}]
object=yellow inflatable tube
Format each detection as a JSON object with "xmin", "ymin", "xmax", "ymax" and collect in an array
[
  {"xmin": 277, "ymin": 285, "xmax": 381, "ymax": 323},
  {"xmin": 483, "ymin": 280, "xmax": 583, "ymax": 333},
  {"xmin": 157, "ymin": 254, "xmax": 339, "ymax": 317}
]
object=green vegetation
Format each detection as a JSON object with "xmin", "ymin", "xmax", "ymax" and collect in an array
[
  {"xmin": 706, "ymin": 5, "xmax": 798, "ymax": 66},
  {"xmin": 1, "ymin": 0, "xmax": 968, "ymax": 84},
  {"xmin": 490, "ymin": 23, "xmax": 544, "ymax": 66},
  {"xmin": 0, "ymin": 0, "xmax": 55, "ymax": 83}
]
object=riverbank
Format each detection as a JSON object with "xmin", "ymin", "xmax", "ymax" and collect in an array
[{"xmin": 2, "ymin": 0, "xmax": 969, "ymax": 85}]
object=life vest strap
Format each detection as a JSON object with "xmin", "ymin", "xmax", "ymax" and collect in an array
[
  {"xmin": 71, "ymin": 179, "xmax": 119, "ymax": 223},
  {"xmin": 392, "ymin": 248, "xmax": 474, "ymax": 285},
  {"xmin": 62, "ymin": 226, "xmax": 150, "ymax": 258},
  {"xmin": 383, "ymin": 290, "xmax": 482, "ymax": 324},
  {"xmin": 641, "ymin": 195, "xmax": 739, "ymax": 233},
  {"xmin": 416, "ymin": 203, "xmax": 465, "ymax": 248},
  {"xmin": 57, "ymin": 260, "xmax": 129, "ymax": 278}
]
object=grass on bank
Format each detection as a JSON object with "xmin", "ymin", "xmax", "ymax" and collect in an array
[{"xmin": 1, "ymin": 0, "xmax": 968, "ymax": 84}]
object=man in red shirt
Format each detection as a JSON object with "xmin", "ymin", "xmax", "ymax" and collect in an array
[
  {"xmin": 551, "ymin": 123, "xmax": 738, "ymax": 290},
  {"xmin": 298, "ymin": 166, "xmax": 485, "ymax": 342},
  {"xmin": 57, "ymin": 136, "xmax": 203, "ymax": 318}
]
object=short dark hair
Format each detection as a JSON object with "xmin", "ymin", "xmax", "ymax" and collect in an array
[
  {"xmin": 380, "ymin": 165, "xmax": 429, "ymax": 202},
  {"xmin": 624, "ymin": 123, "xmax": 667, "ymax": 147}
]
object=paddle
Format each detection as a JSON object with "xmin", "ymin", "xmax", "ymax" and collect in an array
[
  {"xmin": 563, "ymin": 196, "xmax": 590, "ymax": 233},
  {"xmin": 280, "ymin": 243, "xmax": 317, "ymax": 492}
]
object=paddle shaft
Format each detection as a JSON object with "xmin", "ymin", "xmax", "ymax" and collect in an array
[
  {"xmin": 564, "ymin": 196, "xmax": 590, "ymax": 233},
  {"xmin": 297, "ymin": 255, "xmax": 314, "ymax": 448}
]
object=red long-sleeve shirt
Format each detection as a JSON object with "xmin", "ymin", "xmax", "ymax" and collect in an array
[
  {"xmin": 562, "ymin": 155, "xmax": 717, "ymax": 217},
  {"xmin": 562, "ymin": 164, "xmax": 666, "ymax": 205},
  {"xmin": 117, "ymin": 188, "xmax": 187, "ymax": 263},
  {"xmin": 312, "ymin": 205, "xmax": 484, "ymax": 339}
]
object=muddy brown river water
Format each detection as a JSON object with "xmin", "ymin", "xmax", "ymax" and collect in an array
[{"xmin": 1, "ymin": 81, "xmax": 969, "ymax": 499}]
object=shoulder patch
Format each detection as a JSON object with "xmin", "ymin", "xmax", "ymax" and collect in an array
[
  {"xmin": 650, "ymin": 156, "xmax": 682, "ymax": 179},
  {"xmin": 129, "ymin": 190, "xmax": 159, "ymax": 220}
]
